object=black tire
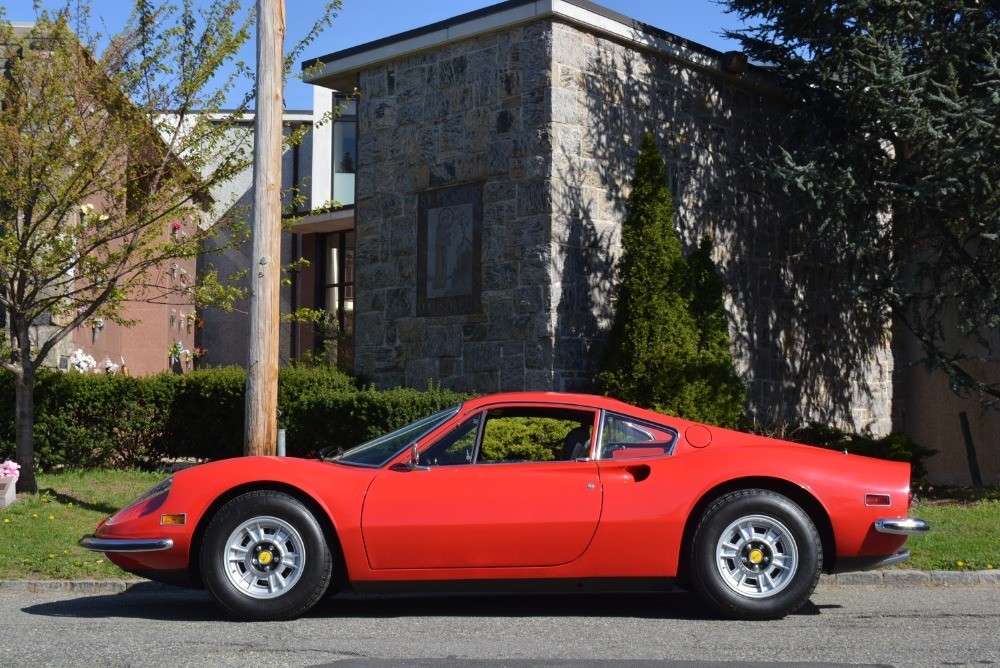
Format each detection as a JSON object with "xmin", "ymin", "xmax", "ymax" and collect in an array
[
  {"xmin": 687, "ymin": 489, "xmax": 821, "ymax": 620},
  {"xmin": 200, "ymin": 490, "xmax": 333, "ymax": 621}
]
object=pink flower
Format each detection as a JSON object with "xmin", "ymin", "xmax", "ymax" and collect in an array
[{"xmin": 1, "ymin": 460, "xmax": 20, "ymax": 483}]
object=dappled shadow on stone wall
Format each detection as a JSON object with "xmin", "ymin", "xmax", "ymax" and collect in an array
[{"xmin": 549, "ymin": 21, "xmax": 890, "ymax": 431}]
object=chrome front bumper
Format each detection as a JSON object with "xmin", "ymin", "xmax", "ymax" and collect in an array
[
  {"xmin": 874, "ymin": 518, "xmax": 931, "ymax": 536},
  {"xmin": 79, "ymin": 535, "xmax": 174, "ymax": 553}
]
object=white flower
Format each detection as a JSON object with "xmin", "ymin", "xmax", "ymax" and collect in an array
[
  {"xmin": 69, "ymin": 349, "xmax": 97, "ymax": 372},
  {"xmin": 79, "ymin": 203, "xmax": 94, "ymax": 215}
]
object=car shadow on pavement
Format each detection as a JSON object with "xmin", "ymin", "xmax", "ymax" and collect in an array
[
  {"xmin": 21, "ymin": 584, "xmax": 230, "ymax": 622},
  {"xmin": 21, "ymin": 583, "xmax": 831, "ymax": 622},
  {"xmin": 311, "ymin": 591, "xmax": 829, "ymax": 621}
]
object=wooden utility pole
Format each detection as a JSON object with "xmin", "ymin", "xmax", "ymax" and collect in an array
[{"xmin": 245, "ymin": 0, "xmax": 286, "ymax": 456}]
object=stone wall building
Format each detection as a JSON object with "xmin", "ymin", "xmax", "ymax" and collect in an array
[
  {"xmin": 251, "ymin": 0, "xmax": 995, "ymax": 485},
  {"xmin": 303, "ymin": 0, "xmax": 895, "ymax": 430}
]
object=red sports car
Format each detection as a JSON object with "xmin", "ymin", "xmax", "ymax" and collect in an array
[{"xmin": 80, "ymin": 392, "xmax": 928, "ymax": 621}]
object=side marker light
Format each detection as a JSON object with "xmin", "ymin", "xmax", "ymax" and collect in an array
[
  {"xmin": 160, "ymin": 514, "xmax": 187, "ymax": 526},
  {"xmin": 865, "ymin": 494, "xmax": 891, "ymax": 507}
]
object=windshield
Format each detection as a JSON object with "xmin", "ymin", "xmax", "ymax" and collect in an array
[{"xmin": 333, "ymin": 405, "xmax": 461, "ymax": 467}]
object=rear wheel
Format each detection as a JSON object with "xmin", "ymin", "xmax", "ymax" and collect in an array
[
  {"xmin": 688, "ymin": 489, "xmax": 821, "ymax": 620},
  {"xmin": 200, "ymin": 490, "xmax": 332, "ymax": 620}
]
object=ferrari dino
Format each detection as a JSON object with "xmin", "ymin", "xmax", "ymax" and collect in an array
[{"xmin": 81, "ymin": 392, "xmax": 928, "ymax": 620}]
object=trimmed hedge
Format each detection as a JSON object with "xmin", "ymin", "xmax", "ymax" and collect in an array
[
  {"xmin": 1, "ymin": 365, "xmax": 934, "ymax": 480},
  {"xmin": 0, "ymin": 366, "xmax": 466, "ymax": 470}
]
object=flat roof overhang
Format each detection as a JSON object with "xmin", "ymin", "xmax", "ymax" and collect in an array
[
  {"xmin": 301, "ymin": 0, "xmax": 776, "ymax": 95},
  {"xmin": 289, "ymin": 207, "xmax": 355, "ymax": 235}
]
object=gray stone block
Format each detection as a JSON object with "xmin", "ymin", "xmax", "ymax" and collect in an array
[
  {"xmin": 525, "ymin": 369, "xmax": 555, "ymax": 390},
  {"xmin": 0, "ymin": 580, "xmax": 30, "ymax": 591},
  {"xmin": 977, "ymin": 570, "xmax": 1000, "ymax": 584},
  {"xmin": 405, "ymin": 358, "xmax": 439, "ymax": 388},
  {"xmin": 882, "ymin": 570, "xmax": 931, "ymax": 586},
  {"xmin": 551, "ymin": 87, "xmax": 579, "ymax": 125},
  {"xmin": 384, "ymin": 287, "xmax": 414, "ymax": 320},
  {"xmin": 465, "ymin": 341, "xmax": 501, "ymax": 373},
  {"xmin": 361, "ymin": 262, "xmax": 399, "ymax": 290},
  {"xmin": 517, "ymin": 181, "xmax": 552, "ymax": 218},
  {"xmin": 354, "ymin": 312, "xmax": 387, "ymax": 346},
  {"xmin": 835, "ymin": 571, "xmax": 883, "ymax": 586},
  {"xmin": 483, "ymin": 263, "xmax": 517, "ymax": 292},
  {"xmin": 426, "ymin": 324, "xmax": 462, "ymax": 358},
  {"xmin": 395, "ymin": 317, "xmax": 427, "ymax": 343},
  {"xmin": 69, "ymin": 580, "xmax": 127, "ymax": 594},
  {"xmin": 930, "ymin": 571, "xmax": 974, "ymax": 585},
  {"xmin": 30, "ymin": 580, "xmax": 66, "ymax": 592},
  {"xmin": 499, "ymin": 354, "xmax": 526, "ymax": 392},
  {"xmin": 489, "ymin": 139, "xmax": 513, "ymax": 175}
]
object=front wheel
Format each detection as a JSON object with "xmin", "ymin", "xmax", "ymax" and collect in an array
[
  {"xmin": 687, "ymin": 489, "xmax": 821, "ymax": 620},
  {"xmin": 200, "ymin": 490, "xmax": 333, "ymax": 620}
]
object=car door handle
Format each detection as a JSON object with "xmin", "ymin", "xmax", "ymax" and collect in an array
[{"xmin": 626, "ymin": 465, "xmax": 651, "ymax": 482}]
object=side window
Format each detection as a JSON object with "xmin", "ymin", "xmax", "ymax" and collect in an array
[
  {"xmin": 419, "ymin": 413, "xmax": 481, "ymax": 466},
  {"xmin": 599, "ymin": 413, "xmax": 677, "ymax": 460},
  {"xmin": 478, "ymin": 408, "xmax": 595, "ymax": 464}
]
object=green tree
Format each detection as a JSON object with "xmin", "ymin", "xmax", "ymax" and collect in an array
[
  {"xmin": 722, "ymin": 0, "xmax": 1000, "ymax": 407},
  {"xmin": 598, "ymin": 134, "xmax": 744, "ymax": 426},
  {"xmin": 0, "ymin": 0, "xmax": 338, "ymax": 493}
]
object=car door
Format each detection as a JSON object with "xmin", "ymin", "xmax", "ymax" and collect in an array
[{"xmin": 361, "ymin": 406, "xmax": 603, "ymax": 570}]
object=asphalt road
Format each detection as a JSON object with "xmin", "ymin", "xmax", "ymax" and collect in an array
[{"xmin": 1, "ymin": 584, "xmax": 997, "ymax": 667}]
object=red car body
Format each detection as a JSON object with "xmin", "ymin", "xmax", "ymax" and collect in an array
[{"xmin": 82, "ymin": 392, "xmax": 927, "ymax": 620}]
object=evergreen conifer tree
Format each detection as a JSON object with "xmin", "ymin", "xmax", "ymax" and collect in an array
[{"xmin": 598, "ymin": 134, "xmax": 744, "ymax": 426}]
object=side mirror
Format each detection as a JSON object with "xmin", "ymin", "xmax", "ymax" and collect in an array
[{"xmin": 406, "ymin": 443, "xmax": 429, "ymax": 471}]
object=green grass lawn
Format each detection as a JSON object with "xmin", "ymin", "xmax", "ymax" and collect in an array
[
  {"xmin": 0, "ymin": 471, "xmax": 997, "ymax": 580},
  {"xmin": 901, "ymin": 499, "xmax": 999, "ymax": 571},
  {"xmin": 0, "ymin": 470, "xmax": 165, "ymax": 580}
]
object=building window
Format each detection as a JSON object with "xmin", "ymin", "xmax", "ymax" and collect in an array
[
  {"xmin": 316, "ymin": 231, "xmax": 354, "ymax": 367},
  {"xmin": 332, "ymin": 95, "xmax": 356, "ymax": 207}
]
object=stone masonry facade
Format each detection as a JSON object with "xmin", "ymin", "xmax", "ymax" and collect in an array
[{"xmin": 352, "ymin": 17, "xmax": 894, "ymax": 435}]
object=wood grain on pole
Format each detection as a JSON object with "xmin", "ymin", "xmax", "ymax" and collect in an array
[{"xmin": 245, "ymin": 0, "xmax": 286, "ymax": 456}]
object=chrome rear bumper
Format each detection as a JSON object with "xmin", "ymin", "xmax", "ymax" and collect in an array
[
  {"xmin": 79, "ymin": 535, "xmax": 174, "ymax": 553},
  {"xmin": 874, "ymin": 518, "xmax": 930, "ymax": 536}
]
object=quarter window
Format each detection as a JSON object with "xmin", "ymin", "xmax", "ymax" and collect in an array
[{"xmin": 599, "ymin": 413, "xmax": 677, "ymax": 460}]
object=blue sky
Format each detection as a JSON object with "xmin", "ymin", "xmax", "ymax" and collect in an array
[{"xmin": 6, "ymin": 1, "xmax": 747, "ymax": 109}]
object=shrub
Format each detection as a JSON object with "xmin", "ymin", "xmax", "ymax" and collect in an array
[
  {"xmin": 282, "ymin": 385, "xmax": 467, "ymax": 457},
  {"xmin": 164, "ymin": 366, "xmax": 248, "ymax": 461},
  {"xmin": 0, "ymin": 366, "xmax": 466, "ymax": 469},
  {"xmin": 598, "ymin": 133, "xmax": 745, "ymax": 426},
  {"xmin": 2, "ymin": 371, "xmax": 175, "ymax": 470},
  {"xmin": 479, "ymin": 416, "xmax": 575, "ymax": 462}
]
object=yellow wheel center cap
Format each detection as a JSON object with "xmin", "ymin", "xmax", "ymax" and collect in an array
[
  {"xmin": 258, "ymin": 551, "xmax": 273, "ymax": 565},
  {"xmin": 748, "ymin": 549, "xmax": 764, "ymax": 564}
]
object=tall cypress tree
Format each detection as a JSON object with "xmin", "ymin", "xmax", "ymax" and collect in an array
[{"xmin": 598, "ymin": 134, "xmax": 744, "ymax": 426}]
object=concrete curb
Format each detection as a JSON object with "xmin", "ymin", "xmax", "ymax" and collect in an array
[
  {"xmin": 0, "ymin": 571, "xmax": 997, "ymax": 595},
  {"xmin": 0, "ymin": 579, "xmax": 166, "ymax": 594},
  {"xmin": 819, "ymin": 569, "xmax": 999, "ymax": 586}
]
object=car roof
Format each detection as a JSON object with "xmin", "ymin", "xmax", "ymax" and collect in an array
[{"xmin": 461, "ymin": 392, "xmax": 642, "ymax": 414}]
